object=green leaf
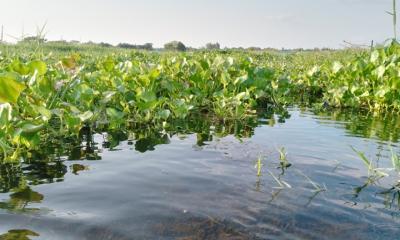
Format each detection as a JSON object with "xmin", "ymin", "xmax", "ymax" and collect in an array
[
  {"xmin": 20, "ymin": 123, "xmax": 45, "ymax": 134},
  {"xmin": 0, "ymin": 103, "xmax": 12, "ymax": 125},
  {"xmin": 235, "ymin": 92, "xmax": 249, "ymax": 100},
  {"xmin": 28, "ymin": 60, "xmax": 47, "ymax": 76},
  {"xmin": 11, "ymin": 60, "xmax": 30, "ymax": 75},
  {"xmin": 234, "ymin": 74, "xmax": 248, "ymax": 85},
  {"xmin": 33, "ymin": 106, "xmax": 52, "ymax": 121},
  {"xmin": 351, "ymin": 146, "xmax": 371, "ymax": 168},
  {"xmin": 103, "ymin": 59, "xmax": 115, "ymax": 72},
  {"xmin": 307, "ymin": 66, "xmax": 320, "ymax": 76},
  {"xmin": 375, "ymin": 87, "xmax": 388, "ymax": 98},
  {"xmin": 62, "ymin": 56, "xmax": 77, "ymax": 69},
  {"xmin": 106, "ymin": 108, "xmax": 125, "ymax": 120},
  {"xmin": 101, "ymin": 91, "xmax": 116, "ymax": 104},
  {"xmin": 375, "ymin": 65, "xmax": 386, "ymax": 79},
  {"xmin": 332, "ymin": 61, "xmax": 343, "ymax": 74},
  {"xmin": 0, "ymin": 72, "xmax": 26, "ymax": 104},
  {"xmin": 78, "ymin": 111, "xmax": 94, "ymax": 122},
  {"xmin": 391, "ymin": 148, "xmax": 400, "ymax": 171},
  {"xmin": 140, "ymin": 90, "xmax": 157, "ymax": 103},
  {"xmin": 370, "ymin": 50, "xmax": 379, "ymax": 63},
  {"xmin": 157, "ymin": 109, "xmax": 171, "ymax": 120}
]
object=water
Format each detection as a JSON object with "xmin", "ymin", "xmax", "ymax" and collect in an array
[{"xmin": 0, "ymin": 108, "xmax": 399, "ymax": 240}]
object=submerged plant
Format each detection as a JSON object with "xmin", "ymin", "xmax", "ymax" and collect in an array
[
  {"xmin": 296, "ymin": 170, "xmax": 327, "ymax": 193},
  {"xmin": 351, "ymin": 146, "xmax": 400, "ymax": 203},
  {"xmin": 391, "ymin": 147, "xmax": 400, "ymax": 171},
  {"xmin": 277, "ymin": 147, "xmax": 291, "ymax": 171},
  {"xmin": 268, "ymin": 170, "xmax": 292, "ymax": 189},
  {"xmin": 351, "ymin": 146, "xmax": 389, "ymax": 179}
]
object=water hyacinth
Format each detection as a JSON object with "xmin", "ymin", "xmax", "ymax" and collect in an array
[{"xmin": 0, "ymin": 39, "xmax": 400, "ymax": 161}]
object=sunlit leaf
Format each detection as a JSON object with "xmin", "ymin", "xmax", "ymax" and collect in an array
[
  {"xmin": 0, "ymin": 103, "xmax": 12, "ymax": 125},
  {"xmin": 33, "ymin": 106, "xmax": 52, "ymax": 121},
  {"xmin": 20, "ymin": 123, "xmax": 45, "ymax": 134},
  {"xmin": 0, "ymin": 72, "xmax": 26, "ymax": 104},
  {"xmin": 106, "ymin": 108, "xmax": 125, "ymax": 120},
  {"xmin": 375, "ymin": 65, "xmax": 386, "ymax": 79},
  {"xmin": 28, "ymin": 60, "xmax": 47, "ymax": 76},
  {"xmin": 370, "ymin": 50, "xmax": 379, "ymax": 63},
  {"xmin": 78, "ymin": 111, "xmax": 94, "ymax": 122},
  {"xmin": 332, "ymin": 61, "xmax": 343, "ymax": 74}
]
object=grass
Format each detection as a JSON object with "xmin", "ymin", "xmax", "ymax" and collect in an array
[
  {"xmin": 391, "ymin": 147, "xmax": 400, "ymax": 171},
  {"xmin": 296, "ymin": 170, "xmax": 327, "ymax": 193},
  {"xmin": 351, "ymin": 146, "xmax": 389, "ymax": 178},
  {"xmin": 268, "ymin": 170, "xmax": 292, "ymax": 189},
  {"xmin": 351, "ymin": 146, "xmax": 400, "ymax": 199}
]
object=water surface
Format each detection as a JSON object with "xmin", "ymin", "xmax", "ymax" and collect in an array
[{"xmin": 0, "ymin": 108, "xmax": 399, "ymax": 240}]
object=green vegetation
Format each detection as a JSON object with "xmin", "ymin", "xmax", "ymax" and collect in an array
[
  {"xmin": 0, "ymin": 37, "xmax": 400, "ymax": 161},
  {"xmin": 164, "ymin": 41, "xmax": 187, "ymax": 51},
  {"xmin": 352, "ymin": 146, "xmax": 400, "ymax": 202},
  {"xmin": 278, "ymin": 147, "xmax": 291, "ymax": 170}
]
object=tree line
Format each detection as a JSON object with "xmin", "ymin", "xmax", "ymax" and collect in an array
[{"xmin": 13, "ymin": 37, "xmax": 335, "ymax": 52}]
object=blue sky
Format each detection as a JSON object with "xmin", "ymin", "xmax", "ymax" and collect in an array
[{"xmin": 0, "ymin": 0, "xmax": 395, "ymax": 48}]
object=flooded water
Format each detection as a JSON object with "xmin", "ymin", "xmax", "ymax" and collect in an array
[{"xmin": 0, "ymin": 108, "xmax": 399, "ymax": 240}]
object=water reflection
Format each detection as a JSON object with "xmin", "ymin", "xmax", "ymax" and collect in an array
[
  {"xmin": 382, "ymin": 184, "xmax": 400, "ymax": 209},
  {"xmin": 0, "ymin": 187, "xmax": 43, "ymax": 213},
  {"xmin": 0, "ymin": 229, "xmax": 39, "ymax": 240},
  {"xmin": 1, "ymin": 108, "xmax": 399, "ymax": 202},
  {"xmin": 0, "ymin": 113, "xmax": 268, "ymax": 195},
  {"xmin": 151, "ymin": 215, "xmax": 253, "ymax": 240},
  {"xmin": 0, "ymin": 161, "xmax": 67, "ymax": 193},
  {"xmin": 0, "ymin": 108, "xmax": 399, "ymax": 239},
  {"xmin": 70, "ymin": 164, "xmax": 90, "ymax": 175},
  {"xmin": 310, "ymin": 108, "xmax": 400, "ymax": 143}
]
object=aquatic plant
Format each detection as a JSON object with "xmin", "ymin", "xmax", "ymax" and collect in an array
[
  {"xmin": 391, "ymin": 147, "xmax": 400, "ymax": 171},
  {"xmin": 256, "ymin": 156, "xmax": 263, "ymax": 177},
  {"xmin": 296, "ymin": 170, "xmax": 327, "ymax": 193},
  {"xmin": 351, "ymin": 146, "xmax": 389, "ymax": 179},
  {"xmin": 1, "ymin": 33, "xmax": 400, "ymax": 161},
  {"xmin": 351, "ymin": 146, "xmax": 400, "ymax": 204},
  {"xmin": 268, "ymin": 170, "xmax": 292, "ymax": 189},
  {"xmin": 277, "ymin": 147, "xmax": 291, "ymax": 171}
]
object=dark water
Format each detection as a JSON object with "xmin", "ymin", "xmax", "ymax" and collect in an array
[{"xmin": 0, "ymin": 108, "xmax": 399, "ymax": 240}]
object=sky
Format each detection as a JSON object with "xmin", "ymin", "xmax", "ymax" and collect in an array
[{"xmin": 0, "ymin": 0, "xmax": 396, "ymax": 49}]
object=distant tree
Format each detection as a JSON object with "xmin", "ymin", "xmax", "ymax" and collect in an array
[
  {"xmin": 20, "ymin": 36, "xmax": 46, "ymax": 43},
  {"xmin": 117, "ymin": 42, "xmax": 153, "ymax": 50},
  {"xmin": 142, "ymin": 43, "xmax": 153, "ymax": 50},
  {"xmin": 99, "ymin": 42, "xmax": 113, "ymax": 48},
  {"xmin": 117, "ymin": 43, "xmax": 135, "ymax": 49},
  {"xmin": 205, "ymin": 42, "xmax": 220, "ymax": 50},
  {"xmin": 247, "ymin": 47, "xmax": 262, "ymax": 51},
  {"xmin": 47, "ymin": 40, "xmax": 67, "ymax": 44},
  {"xmin": 164, "ymin": 41, "xmax": 186, "ymax": 51}
]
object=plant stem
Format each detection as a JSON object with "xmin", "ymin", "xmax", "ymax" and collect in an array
[{"xmin": 394, "ymin": 0, "xmax": 397, "ymax": 40}]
